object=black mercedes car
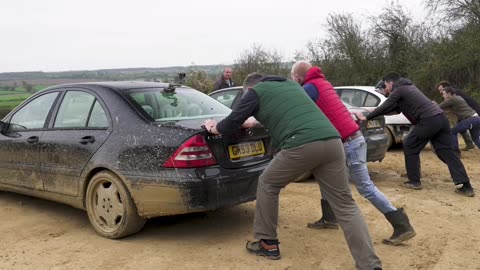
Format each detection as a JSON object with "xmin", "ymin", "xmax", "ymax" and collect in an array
[
  {"xmin": 209, "ymin": 87, "xmax": 388, "ymax": 163},
  {"xmin": 0, "ymin": 81, "xmax": 272, "ymax": 238}
]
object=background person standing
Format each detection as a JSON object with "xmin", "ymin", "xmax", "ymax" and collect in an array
[{"xmin": 213, "ymin": 67, "xmax": 235, "ymax": 91}]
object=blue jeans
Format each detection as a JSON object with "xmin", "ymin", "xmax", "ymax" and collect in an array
[
  {"xmin": 451, "ymin": 116, "xmax": 480, "ymax": 150},
  {"xmin": 323, "ymin": 136, "xmax": 396, "ymax": 214}
]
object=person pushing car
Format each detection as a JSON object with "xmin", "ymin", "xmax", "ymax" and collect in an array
[
  {"xmin": 203, "ymin": 73, "xmax": 382, "ymax": 270},
  {"xmin": 290, "ymin": 60, "xmax": 416, "ymax": 246}
]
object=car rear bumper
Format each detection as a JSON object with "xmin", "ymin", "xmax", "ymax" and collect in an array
[
  {"xmin": 124, "ymin": 162, "xmax": 268, "ymax": 218},
  {"xmin": 365, "ymin": 133, "xmax": 389, "ymax": 162}
]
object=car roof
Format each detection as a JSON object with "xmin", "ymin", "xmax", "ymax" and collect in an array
[
  {"xmin": 43, "ymin": 81, "xmax": 174, "ymax": 92},
  {"xmin": 335, "ymin": 86, "xmax": 385, "ymax": 100},
  {"xmin": 334, "ymin": 86, "xmax": 376, "ymax": 92},
  {"xmin": 209, "ymin": 86, "xmax": 242, "ymax": 95}
]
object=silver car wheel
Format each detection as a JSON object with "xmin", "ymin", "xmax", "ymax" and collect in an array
[{"xmin": 86, "ymin": 171, "xmax": 146, "ymax": 238}]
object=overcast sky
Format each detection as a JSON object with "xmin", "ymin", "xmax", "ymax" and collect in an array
[{"xmin": 0, "ymin": 0, "xmax": 426, "ymax": 73}]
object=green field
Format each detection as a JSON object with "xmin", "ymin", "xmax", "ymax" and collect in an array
[
  {"xmin": 0, "ymin": 85, "xmax": 47, "ymax": 93},
  {"xmin": 0, "ymin": 85, "xmax": 47, "ymax": 116},
  {"xmin": 0, "ymin": 93, "xmax": 31, "ymax": 100},
  {"xmin": 0, "ymin": 90, "xmax": 26, "ymax": 95},
  {"xmin": 0, "ymin": 93, "xmax": 33, "ymax": 118}
]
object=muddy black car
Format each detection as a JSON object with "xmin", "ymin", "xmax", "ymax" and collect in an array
[{"xmin": 0, "ymin": 82, "xmax": 272, "ymax": 238}]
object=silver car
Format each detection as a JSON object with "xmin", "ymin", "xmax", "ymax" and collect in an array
[{"xmin": 334, "ymin": 86, "xmax": 413, "ymax": 148}]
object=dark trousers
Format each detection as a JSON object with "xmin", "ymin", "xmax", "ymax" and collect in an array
[
  {"xmin": 452, "ymin": 116, "xmax": 480, "ymax": 150},
  {"xmin": 403, "ymin": 113, "xmax": 470, "ymax": 185}
]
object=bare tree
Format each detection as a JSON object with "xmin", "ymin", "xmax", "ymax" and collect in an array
[
  {"xmin": 294, "ymin": 39, "xmax": 334, "ymax": 67},
  {"xmin": 21, "ymin": 81, "xmax": 34, "ymax": 93},
  {"xmin": 233, "ymin": 44, "xmax": 289, "ymax": 82},
  {"xmin": 426, "ymin": 0, "xmax": 480, "ymax": 25},
  {"xmin": 327, "ymin": 13, "xmax": 368, "ymax": 66},
  {"xmin": 184, "ymin": 67, "xmax": 215, "ymax": 94},
  {"xmin": 322, "ymin": 13, "xmax": 384, "ymax": 84}
]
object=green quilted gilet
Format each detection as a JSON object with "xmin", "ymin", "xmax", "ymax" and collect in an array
[{"xmin": 253, "ymin": 79, "xmax": 339, "ymax": 149}]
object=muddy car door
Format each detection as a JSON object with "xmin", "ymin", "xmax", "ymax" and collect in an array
[
  {"xmin": 40, "ymin": 90, "xmax": 111, "ymax": 196},
  {"xmin": 0, "ymin": 92, "xmax": 60, "ymax": 190}
]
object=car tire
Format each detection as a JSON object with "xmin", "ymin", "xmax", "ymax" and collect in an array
[
  {"xmin": 386, "ymin": 128, "xmax": 394, "ymax": 149},
  {"xmin": 294, "ymin": 171, "xmax": 312, "ymax": 182},
  {"xmin": 86, "ymin": 171, "xmax": 146, "ymax": 239}
]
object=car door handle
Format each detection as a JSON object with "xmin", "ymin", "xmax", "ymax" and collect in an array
[
  {"xmin": 27, "ymin": 136, "xmax": 39, "ymax": 143},
  {"xmin": 79, "ymin": 136, "xmax": 96, "ymax": 144}
]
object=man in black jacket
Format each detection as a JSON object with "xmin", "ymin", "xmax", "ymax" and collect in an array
[
  {"xmin": 357, "ymin": 72, "xmax": 475, "ymax": 197},
  {"xmin": 213, "ymin": 67, "xmax": 235, "ymax": 91},
  {"xmin": 436, "ymin": 81, "xmax": 480, "ymax": 151}
]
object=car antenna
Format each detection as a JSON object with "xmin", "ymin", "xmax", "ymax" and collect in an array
[{"xmin": 165, "ymin": 72, "xmax": 186, "ymax": 92}]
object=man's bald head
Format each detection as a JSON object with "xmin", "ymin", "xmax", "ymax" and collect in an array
[{"xmin": 291, "ymin": 60, "xmax": 312, "ymax": 85}]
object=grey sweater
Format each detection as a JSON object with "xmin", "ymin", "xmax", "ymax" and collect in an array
[{"xmin": 439, "ymin": 95, "xmax": 477, "ymax": 121}]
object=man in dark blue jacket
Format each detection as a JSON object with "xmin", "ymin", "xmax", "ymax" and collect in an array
[{"xmin": 357, "ymin": 72, "xmax": 475, "ymax": 197}]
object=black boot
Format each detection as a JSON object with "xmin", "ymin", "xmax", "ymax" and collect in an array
[
  {"xmin": 307, "ymin": 199, "xmax": 339, "ymax": 229},
  {"xmin": 382, "ymin": 208, "xmax": 416, "ymax": 245}
]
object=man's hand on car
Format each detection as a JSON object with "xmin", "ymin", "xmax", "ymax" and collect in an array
[
  {"xmin": 202, "ymin": 119, "xmax": 220, "ymax": 134},
  {"xmin": 242, "ymin": 116, "xmax": 259, "ymax": 128},
  {"xmin": 355, "ymin": 112, "xmax": 367, "ymax": 121}
]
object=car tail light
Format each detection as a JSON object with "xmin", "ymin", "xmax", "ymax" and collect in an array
[{"xmin": 163, "ymin": 134, "xmax": 217, "ymax": 168}]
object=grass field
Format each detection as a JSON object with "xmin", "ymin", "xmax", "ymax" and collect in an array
[
  {"xmin": 0, "ymin": 91, "xmax": 35, "ymax": 118},
  {"xmin": 0, "ymin": 90, "xmax": 26, "ymax": 95},
  {"xmin": 0, "ymin": 93, "xmax": 32, "ymax": 100},
  {"xmin": 0, "ymin": 85, "xmax": 49, "ymax": 118},
  {"xmin": 0, "ymin": 85, "xmax": 47, "ymax": 93},
  {"xmin": 0, "ymin": 93, "xmax": 32, "ymax": 112},
  {"xmin": 0, "ymin": 99, "xmax": 26, "ymax": 107}
]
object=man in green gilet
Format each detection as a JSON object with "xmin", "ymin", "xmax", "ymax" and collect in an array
[{"xmin": 203, "ymin": 73, "xmax": 382, "ymax": 270}]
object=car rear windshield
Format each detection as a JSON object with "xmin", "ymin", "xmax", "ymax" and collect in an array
[{"xmin": 126, "ymin": 88, "xmax": 231, "ymax": 122}]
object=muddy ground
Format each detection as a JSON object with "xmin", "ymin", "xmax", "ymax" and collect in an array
[{"xmin": 1, "ymin": 146, "xmax": 479, "ymax": 270}]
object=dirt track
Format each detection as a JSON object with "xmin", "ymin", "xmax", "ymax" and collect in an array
[{"xmin": 1, "ymin": 147, "xmax": 479, "ymax": 270}]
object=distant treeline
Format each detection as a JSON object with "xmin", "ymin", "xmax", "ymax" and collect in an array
[{"xmin": 0, "ymin": 65, "xmax": 227, "ymax": 86}]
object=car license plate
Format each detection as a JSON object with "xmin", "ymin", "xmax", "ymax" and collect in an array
[
  {"xmin": 367, "ymin": 120, "xmax": 381, "ymax": 129},
  {"xmin": 228, "ymin": 141, "xmax": 265, "ymax": 159}
]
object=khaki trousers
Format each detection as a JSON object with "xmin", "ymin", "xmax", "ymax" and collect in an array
[{"xmin": 253, "ymin": 138, "xmax": 381, "ymax": 270}]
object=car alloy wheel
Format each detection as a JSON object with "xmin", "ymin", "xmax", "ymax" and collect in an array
[{"xmin": 86, "ymin": 171, "xmax": 146, "ymax": 239}]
